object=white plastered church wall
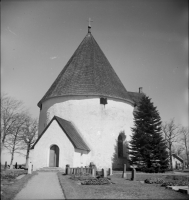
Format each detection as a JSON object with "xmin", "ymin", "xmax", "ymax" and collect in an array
[
  {"xmin": 73, "ymin": 149, "xmax": 90, "ymax": 168},
  {"xmin": 32, "ymin": 120, "xmax": 76, "ymax": 170},
  {"xmin": 38, "ymin": 96, "xmax": 134, "ymax": 169}
]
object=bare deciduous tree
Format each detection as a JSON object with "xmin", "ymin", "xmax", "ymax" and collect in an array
[
  {"xmin": 1, "ymin": 93, "xmax": 24, "ymax": 146},
  {"xmin": 172, "ymin": 145, "xmax": 184, "ymax": 156},
  {"xmin": 4, "ymin": 113, "xmax": 27, "ymax": 165},
  {"xmin": 19, "ymin": 116, "xmax": 38, "ymax": 168},
  {"xmin": 179, "ymin": 127, "xmax": 189, "ymax": 167},
  {"xmin": 0, "ymin": 93, "xmax": 39, "ymax": 166},
  {"xmin": 161, "ymin": 118, "xmax": 180, "ymax": 170}
]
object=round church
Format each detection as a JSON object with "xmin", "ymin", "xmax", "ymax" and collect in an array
[{"xmin": 30, "ymin": 25, "xmax": 143, "ymax": 171}]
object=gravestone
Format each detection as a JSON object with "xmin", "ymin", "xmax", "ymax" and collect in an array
[
  {"xmin": 10, "ymin": 164, "xmax": 13, "ymax": 170},
  {"xmin": 102, "ymin": 168, "xmax": 107, "ymax": 177},
  {"xmin": 15, "ymin": 162, "xmax": 17, "ymax": 169},
  {"xmin": 90, "ymin": 162, "xmax": 97, "ymax": 175},
  {"xmin": 131, "ymin": 167, "xmax": 136, "ymax": 181},
  {"xmin": 108, "ymin": 168, "xmax": 112, "ymax": 176},
  {"xmin": 92, "ymin": 167, "xmax": 96, "ymax": 177},
  {"xmin": 66, "ymin": 165, "xmax": 70, "ymax": 175},
  {"xmin": 4, "ymin": 161, "xmax": 7, "ymax": 170},
  {"xmin": 122, "ymin": 164, "xmax": 127, "ymax": 178},
  {"xmin": 81, "ymin": 167, "xmax": 83, "ymax": 174}
]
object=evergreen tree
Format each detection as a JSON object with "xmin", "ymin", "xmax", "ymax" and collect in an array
[{"xmin": 129, "ymin": 95, "xmax": 169, "ymax": 172}]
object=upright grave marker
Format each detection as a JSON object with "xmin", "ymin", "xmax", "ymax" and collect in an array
[
  {"xmin": 122, "ymin": 164, "xmax": 127, "ymax": 178},
  {"xmin": 4, "ymin": 161, "xmax": 7, "ymax": 170},
  {"xmin": 102, "ymin": 168, "xmax": 107, "ymax": 177},
  {"xmin": 131, "ymin": 166, "xmax": 136, "ymax": 181}
]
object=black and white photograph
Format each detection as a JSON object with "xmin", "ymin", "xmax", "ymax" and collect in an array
[{"xmin": 1, "ymin": 0, "xmax": 188, "ymax": 199}]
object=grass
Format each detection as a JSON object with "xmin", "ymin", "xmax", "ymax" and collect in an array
[
  {"xmin": 125, "ymin": 172, "xmax": 189, "ymax": 182},
  {"xmin": 57, "ymin": 172, "xmax": 189, "ymax": 199},
  {"xmin": 1, "ymin": 170, "xmax": 38, "ymax": 200}
]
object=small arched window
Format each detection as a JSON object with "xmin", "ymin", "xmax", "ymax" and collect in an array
[{"xmin": 118, "ymin": 134, "xmax": 123, "ymax": 158}]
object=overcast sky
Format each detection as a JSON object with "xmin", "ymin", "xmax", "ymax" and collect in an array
[{"xmin": 1, "ymin": 0, "xmax": 188, "ymax": 163}]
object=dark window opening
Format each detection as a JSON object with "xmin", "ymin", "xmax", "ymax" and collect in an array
[
  {"xmin": 100, "ymin": 98, "xmax": 107, "ymax": 105},
  {"xmin": 118, "ymin": 134, "xmax": 123, "ymax": 158},
  {"xmin": 40, "ymin": 104, "xmax": 42, "ymax": 110}
]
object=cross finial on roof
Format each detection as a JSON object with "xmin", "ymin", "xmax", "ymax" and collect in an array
[
  {"xmin": 88, "ymin": 18, "xmax": 93, "ymax": 33},
  {"xmin": 88, "ymin": 18, "xmax": 93, "ymax": 27}
]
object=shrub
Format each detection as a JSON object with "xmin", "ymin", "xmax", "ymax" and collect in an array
[
  {"xmin": 70, "ymin": 174, "xmax": 95, "ymax": 181},
  {"xmin": 144, "ymin": 178, "xmax": 164, "ymax": 184},
  {"xmin": 144, "ymin": 177, "xmax": 189, "ymax": 187},
  {"xmin": 81, "ymin": 178, "xmax": 111, "ymax": 185}
]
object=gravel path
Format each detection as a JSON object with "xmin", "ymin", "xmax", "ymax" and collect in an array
[{"xmin": 14, "ymin": 172, "xmax": 65, "ymax": 199}]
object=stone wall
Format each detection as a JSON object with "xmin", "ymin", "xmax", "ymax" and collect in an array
[{"xmin": 38, "ymin": 96, "xmax": 134, "ymax": 169}]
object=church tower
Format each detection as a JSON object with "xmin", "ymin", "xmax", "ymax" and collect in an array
[{"xmin": 31, "ymin": 24, "xmax": 143, "ymax": 171}]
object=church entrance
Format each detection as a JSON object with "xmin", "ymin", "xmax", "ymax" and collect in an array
[{"xmin": 49, "ymin": 145, "xmax": 59, "ymax": 167}]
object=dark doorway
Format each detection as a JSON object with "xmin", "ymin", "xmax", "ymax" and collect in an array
[
  {"xmin": 118, "ymin": 134, "xmax": 123, "ymax": 158},
  {"xmin": 49, "ymin": 145, "xmax": 59, "ymax": 167}
]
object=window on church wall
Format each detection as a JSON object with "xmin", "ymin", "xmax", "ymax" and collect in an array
[
  {"xmin": 118, "ymin": 134, "xmax": 123, "ymax": 158},
  {"xmin": 100, "ymin": 98, "xmax": 107, "ymax": 105}
]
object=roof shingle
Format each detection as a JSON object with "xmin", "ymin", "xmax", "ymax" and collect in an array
[{"xmin": 38, "ymin": 32, "xmax": 134, "ymax": 107}]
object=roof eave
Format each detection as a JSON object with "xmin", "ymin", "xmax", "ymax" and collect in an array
[
  {"xmin": 37, "ymin": 94, "xmax": 135, "ymax": 108},
  {"xmin": 31, "ymin": 116, "xmax": 90, "ymax": 152},
  {"xmin": 55, "ymin": 116, "xmax": 90, "ymax": 152}
]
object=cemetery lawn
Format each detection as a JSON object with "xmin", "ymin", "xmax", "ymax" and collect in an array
[
  {"xmin": 58, "ymin": 172, "xmax": 189, "ymax": 199},
  {"xmin": 1, "ymin": 170, "xmax": 38, "ymax": 200}
]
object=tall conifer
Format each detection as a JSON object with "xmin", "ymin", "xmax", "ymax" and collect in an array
[{"xmin": 129, "ymin": 95, "xmax": 169, "ymax": 172}]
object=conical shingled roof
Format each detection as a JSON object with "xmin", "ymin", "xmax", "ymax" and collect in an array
[{"xmin": 38, "ymin": 30, "xmax": 134, "ymax": 107}]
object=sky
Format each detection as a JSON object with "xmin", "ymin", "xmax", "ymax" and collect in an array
[{"xmin": 1, "ymin": 0, "xmax": 188, "ymax": 164}]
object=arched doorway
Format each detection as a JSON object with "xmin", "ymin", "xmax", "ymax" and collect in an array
[{"xmin": 49, "ymin": 145, "xmax": 59, "ymax": 167}]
